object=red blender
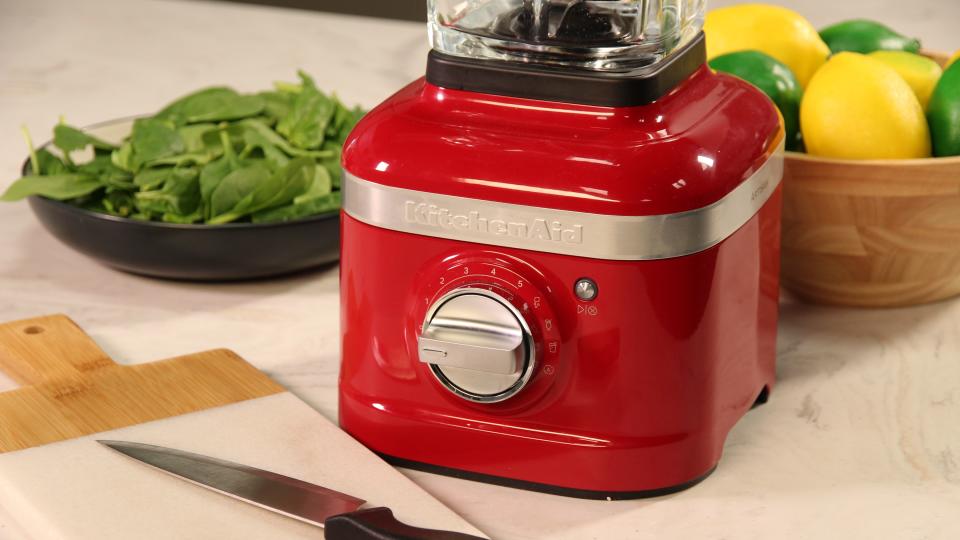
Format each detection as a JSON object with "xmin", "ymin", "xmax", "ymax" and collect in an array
[{"xmin": 340, "ymin": 0, "xmax": 783, "ymax": 499}]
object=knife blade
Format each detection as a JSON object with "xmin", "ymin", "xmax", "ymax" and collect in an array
[{"xmin": 98, "ymin": 440, "xmax": 485, "ymax": 540}]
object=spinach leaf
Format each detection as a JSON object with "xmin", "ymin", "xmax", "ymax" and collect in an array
[
  {"xmin": 207, "ymin": 163, "xmax": 272, "ymax": 222},
  {"xmin": 258, "ymin": 90, "xmax": 294, "ymax": 125},
  {"xmin": 76, "ymin": 155, "xmax": 133, "ymax": 190},
  {"xmin": 200, "ymin": 158, "xmax": 238, "ymax": 215},
  {"xmin": 319, "ymin": 141, "xmax": 342, "ymax": 189},
  {"xmin": 184, "ymin": 94, "xmax": 264, "ymax": 124},
  {"xmin": 178, "ymin": 123, "xmax": 218, "ymax": 153},
  {"xmin": 145, "ymin": 152, "xmax": 216, "ymax": 168},
  {"xmin": 276, "ymin": 71, "xmax": 334, "ymax": 150},
  {"xmin": 131, "ymin": 118, "xmax": 184, "ymax": 165},
  {"xmin": 255, "ymin": 157, "xmax": 316, "ymax": 210},
  {"xmin": 103, "ymin": 190, "xmax": 136, "ymax": 217},
  {"xmin": 199, "ymin": 129, "xmax": 244, "ymax": 216},
  {"xmin": 157, "ymin": 86, "xmax": 264, "ymax": 124},
  {"xmin": 240, "ymin": 124, "xmax": 290, "ymax": 170},
  {"xmin": 240, "ymin": 119, "xmax": 334, "ymax": 159},
  {"xmin": 294, "ymin": 165, "xmax": 332, "ymax": 204},
  {"xmin": 135, "ymin": 168, "xmax": 200, "ymax": 216},
  {"xmin": 53, "ymin": 123, "xmax": 117, "ymax": 153},
  {"xmin": 1, "ymin": 174, "xmax": 102, "ymax": 201},
  {"xmin": 162, "ymin": 209, "xmax": 203, "ymax": 224},
  {"xmin": 134, "ymin": 167, "xmax": 171, "ymax": 190},
  {"xmin": 33, "ymin": 148, "xmax": 68, "ymax": 175},
  {"xmin": 156, "ymin": 87, "xmax": 233, "ymax": 122},
  {"xmin": 252, "ymin": 192, "xmax": 341, "ymax": 223},
  {"xmin": 208, "ymin": 157, "xmax": 314, "ymax": 224},
  {"xmin": 111, "ymin": 141, "xmax": 137, "ymax": 172}
]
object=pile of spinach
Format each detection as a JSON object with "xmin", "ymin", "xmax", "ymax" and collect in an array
[{"xmin": 1, "ymin": 71, "xmax": 363, "ymax": 224}]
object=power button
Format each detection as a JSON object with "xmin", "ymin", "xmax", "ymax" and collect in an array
[{"xmin": 574, "ymin": 278, "xmax": 598, "ymax": 301}]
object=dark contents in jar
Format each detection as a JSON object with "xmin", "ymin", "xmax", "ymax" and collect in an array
[{"xmin": 492, "ymin": 0, "xmax": 632, "ymax": 46}]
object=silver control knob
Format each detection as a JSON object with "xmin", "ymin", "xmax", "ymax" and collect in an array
[{"xmin": 418, "ymin": 288, "xmax": 535, "ymax": 403}]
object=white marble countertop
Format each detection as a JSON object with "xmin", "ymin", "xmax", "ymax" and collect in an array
[{"xmin": 1, "ymin": 0, "xmax": 959, "ymax": 538}]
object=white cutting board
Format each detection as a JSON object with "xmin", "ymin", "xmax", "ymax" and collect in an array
[{"xmin": 0, "ymin": 315, "xmax": 486, "ymax": 539}]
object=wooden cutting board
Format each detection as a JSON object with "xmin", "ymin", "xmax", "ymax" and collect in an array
[{"xmin": 0, "ymin": 314, "xmax": 486, "ymax": 539}]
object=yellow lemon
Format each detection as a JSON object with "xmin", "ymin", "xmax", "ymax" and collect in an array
[
  {"xmin": 801, "ymin": 52, "xmax": 931, "ymax": 159},
  {"xmin": 868, "ymin": 50, "xmax": 943, "ymax": 109},
  {"xmin": 704, "ymin": 4, "xmax": 830, "ymax": 88}
]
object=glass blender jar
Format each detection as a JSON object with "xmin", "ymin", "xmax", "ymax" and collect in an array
[
  {"xmin": 425, "ymin": 0, "xmax": 708, "ymax": 106},
  {"xmin": 428, "ymin": 0, "xmax": 705, "ymax": 72}
]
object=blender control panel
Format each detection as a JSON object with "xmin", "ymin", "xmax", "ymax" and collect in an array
[{"xmin": 415, "ymin": 254, "xmax": 562, "ymax": 404}]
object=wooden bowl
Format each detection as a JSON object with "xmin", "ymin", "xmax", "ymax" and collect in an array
[{"xmin": 780, "ymin": 50, "xmax": 960, "ymax": 307}]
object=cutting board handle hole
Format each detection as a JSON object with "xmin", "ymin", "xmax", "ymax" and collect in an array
[{"xmin": 22, "ymin": 326, "xmax": 44, "ymax": 335}]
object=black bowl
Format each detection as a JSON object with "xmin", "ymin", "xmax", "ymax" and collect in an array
[
  {"xmin": 22, "ymin": 118, "xmax": 340, "ymax": 281},
  {"xmin": 27, "ymin": 196, "xmax": 339, "ymax": 281}
]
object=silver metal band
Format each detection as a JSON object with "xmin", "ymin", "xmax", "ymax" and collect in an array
[{"xmin": 343, "ymin": 144, "xmax": 783, "ymax": 261}]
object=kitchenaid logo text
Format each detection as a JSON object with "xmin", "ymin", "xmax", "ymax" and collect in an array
[
  {"xmin": 404, "ymin": 202, "xmax": 583, "ymax": 244},
  {"xmin": 750, "ymin": 177, "xmax": 771, "ymax": 202}
]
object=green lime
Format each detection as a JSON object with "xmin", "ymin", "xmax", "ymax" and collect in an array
[
  {"xmin": 709, "ymin": 50, "xmax": 804, "ymax": 151},
  {"xmin": 819, "ymin": 19, "xmax": 920, "ymax": 55},
  {"xmin": 927, "ymin": 60, "xmax": 960, "ymax": 157}
]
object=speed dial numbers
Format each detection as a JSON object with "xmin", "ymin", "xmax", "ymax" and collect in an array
[{"xmin": 417, "ymin": 258, "xmax": 561, "ymax": 405}]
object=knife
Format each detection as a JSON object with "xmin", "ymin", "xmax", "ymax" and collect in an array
[{"xmin": 98, "ymin": 440, "xmax": 485, "ymax": 540}]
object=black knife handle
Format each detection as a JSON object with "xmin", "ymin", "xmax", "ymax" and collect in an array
[{"xmin": 325, "ymin": 507, "xmax": 487, "ymax": 540}]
